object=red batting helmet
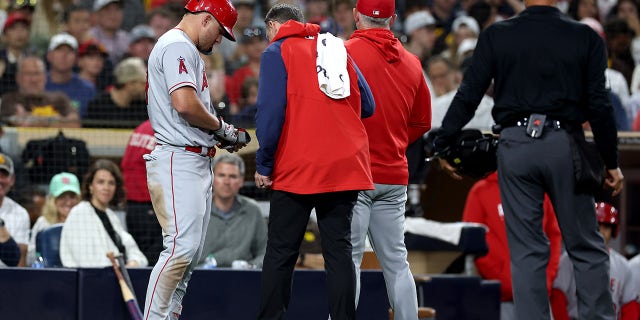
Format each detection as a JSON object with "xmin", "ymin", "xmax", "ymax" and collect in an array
[
  {"xmin": 184, "ymin": 0, "xmax": 238, "ymax": 41},
  {"xmin": 595, "ymin": 202, "xmax": 619, "ymax": 237}
]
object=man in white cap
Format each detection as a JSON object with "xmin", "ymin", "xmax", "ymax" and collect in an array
[
  {"xmin": 45, "ymin": 33, "xmax": 96, "ymax": 118},
  {"xmin": 403, "ymin": 10, "xmax": 437, "ymax": 62},
  {"xmin": 443, "ymin": 15, "xmax": 480, "ymax": 65},
  {"xmin": 452, "ymin": 15, "xmax": 480, "ymax": 38},
  {"xmin": 0, "ymin": 153, "xmax": 30, "ymax": 267}
]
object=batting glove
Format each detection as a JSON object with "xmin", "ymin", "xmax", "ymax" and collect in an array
[{"xmin": 213, "ymin": 117, "xmax": 251, "ymax": 151}]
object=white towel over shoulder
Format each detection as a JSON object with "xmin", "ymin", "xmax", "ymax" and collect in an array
[{"xmin": 316, "ymin": 33, "xmax": 350, "ymax": 99}]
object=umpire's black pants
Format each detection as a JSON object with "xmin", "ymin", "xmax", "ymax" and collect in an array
[
  {"xmin": 257, "ymin": 190, "xmax": 358, "ymax": 320},
  {"xmin": 497, "ymin": 127, "xmax": 614, "ymax": 320}
]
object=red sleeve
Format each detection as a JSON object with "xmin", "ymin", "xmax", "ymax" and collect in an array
[
  {"xmin": 621, "ymin": 301, "xmax": 640, "ymax": 320},
  {"xmin": 462, "ymin": 180, "xmax": 512, "ymax": 301},
  {"xmin": 633, "ymin": 110, "xmax": 640, "ymax": 131},
  {"xmin": 407, "ymin": 75, "xmax": 431, "ymax": 143},
  {"xmin": 543, "ymin": 196, "xmax": 562, "ymax": 295},
  {"xmin": 550, "ymin": 288, "xmax": 571, "ymax": 320},
  {"xmin": 120, "ymin": 120, "xmax": 155, "ymax": 202},
  {"xmin": 461, "ymin": 184, "xmax": 493, "ymax": 279}
]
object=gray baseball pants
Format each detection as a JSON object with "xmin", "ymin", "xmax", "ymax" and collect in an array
[{"xmin": 351, "ymin": 184, "xmax": 418, "ymax": 320}]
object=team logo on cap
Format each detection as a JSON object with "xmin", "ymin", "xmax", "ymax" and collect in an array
[
  {"xmin": 178, "ymin": 56, "xmax": 188, "ymax": 74},
  {"xmin": 373, "ymin": 10, "xmax": 380, "ymax": 16}
]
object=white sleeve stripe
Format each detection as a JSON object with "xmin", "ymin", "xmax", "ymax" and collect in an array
[{"xmin": 169, "ymin": 81, "xmax": 196, "ymax": 93}]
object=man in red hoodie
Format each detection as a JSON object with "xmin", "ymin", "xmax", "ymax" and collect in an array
[
  {"xmin": 344, "ymin": 0, "xmax": 432, "ymax": 318},
  {"xmin": 254, "ymin": 3, "xmax": 376, "ymax": 320},
  {"xmin": 463, "ymin": 172, "xmax": 562, "ymax": 320}
]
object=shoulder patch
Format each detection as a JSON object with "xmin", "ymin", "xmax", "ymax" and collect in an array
[
  {"xmin": 178, "ymin": 56, "xmax": 188, "ymax": 74},
  {"xmin": 202, "ymin": 69, "xmax": 208, "ymax": 91}
]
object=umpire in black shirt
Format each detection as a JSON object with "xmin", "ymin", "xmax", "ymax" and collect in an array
[{"xmin": 433, "ymin": 0, "xmax": 625, "ymax": 319}]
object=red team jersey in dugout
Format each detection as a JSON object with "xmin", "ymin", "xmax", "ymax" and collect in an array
[
  {"xmin": 462, "ymin": 172, "xmax": 562, "ymax": 302},
  {"xmin": 262, "ymin": 22, "xmax": 374, "ymax": 194},
  {"xmin": 121, "ymin": 120, "xmax": 156, "ymax": 202},
  {"xmin": 345, "ymin": 29, "xmax": 431, "ymax": 185}
]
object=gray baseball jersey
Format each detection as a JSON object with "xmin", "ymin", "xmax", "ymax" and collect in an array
[
  {"xmin": 144, "ymin": 27, "xmax": 216, "ymax": 320},
  {"xmin": 553, "ymin": 250, "xmax": 636, "ymax": 318},
  {"xmin": 628, "ymin": 254, "xmax": 640, "ymax": 303},
  {"xmin": 146, "ymin": 28, "xmax": 217, "ymax": 147}
]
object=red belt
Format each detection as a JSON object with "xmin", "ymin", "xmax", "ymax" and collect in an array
[
  {"xmin": 184, "ymin": 146, "xmax": 216, "ymax": 157},
  {"xmin": 157, "ymin": 144, "xmax": 217, "ymax": 157}
]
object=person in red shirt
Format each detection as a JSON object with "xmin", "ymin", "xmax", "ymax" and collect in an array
[
  {"xmin": 253, "ymin": 3, "xmax": 375, "ymax": 320},
  {"xmin": 463, "ymin": 172, "xmax": 562, "ymax": 320},
  {"xmin": 344, "ymin": 0, "xmax": 432, "ymax": 318},
  {"xmin": 121, "ymin": 120, "xmax": 161, "ymax": 265}
]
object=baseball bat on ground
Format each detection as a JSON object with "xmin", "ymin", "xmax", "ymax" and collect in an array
[{"xmin": 107, "ymin": 252, "xmax": 144, "ymax": 320}]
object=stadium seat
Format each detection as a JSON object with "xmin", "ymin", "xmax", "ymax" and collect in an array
[{"xmin": 35, "ymin": 223, "xmax": 64, "ymax": 267}]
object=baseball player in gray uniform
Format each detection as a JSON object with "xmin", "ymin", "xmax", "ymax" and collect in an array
[
  {"xmin": 143, "ymin": 0, "xmax": 249, "ymax": 319},
  {"xmin": 551, "ymin": 202, "xmax": 639, "ymax": 319},
  {"xmin": 628, "ymin": 254, "xmax": 640, "ymax": 309}
]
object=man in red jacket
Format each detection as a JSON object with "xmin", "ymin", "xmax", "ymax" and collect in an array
[
  {"xmin": 344, "ymin": 0, "xmax": 432, "ymax": 318},
  {"xmin": 253, "ymin": 3, "xmax": 376, "ymax": 320},
  {"xmin": 463, "ymin": 172, "xmax": 562, "ymax": 320}
]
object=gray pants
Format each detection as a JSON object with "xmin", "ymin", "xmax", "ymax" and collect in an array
[
  {"xmin": 351, "ymin": 184, "xmax": 418, "ymax": 320},
  {"xmin": 501, "ymin": 302, "xmax": 515, "ymax": 320},
  {"xmin": 497, "ymin": 127, "xmax": 614, "ymax": 320}
]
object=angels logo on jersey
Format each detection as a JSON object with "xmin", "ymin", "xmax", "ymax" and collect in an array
[
  {"xmin": 178, "ymin": 57, "xmax": 188, "ymax": 74},
  {"xmin": 202, "ymin": 69, "xmax": 208, "ymax": 91}
]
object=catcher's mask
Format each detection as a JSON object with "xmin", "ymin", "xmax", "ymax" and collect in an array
[{"xmin": 427, "ymin": 129, "xmax": 499, "ymax": 179}]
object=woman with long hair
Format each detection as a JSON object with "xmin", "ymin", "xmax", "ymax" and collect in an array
[{"xmin": 59, "ymin": 159, "xmax": 147, "ymax": 267}]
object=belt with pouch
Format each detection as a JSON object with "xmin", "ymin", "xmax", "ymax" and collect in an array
[{"xmin": 492, "ymin": 117, "xmax": 570, "ymax": 134}]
